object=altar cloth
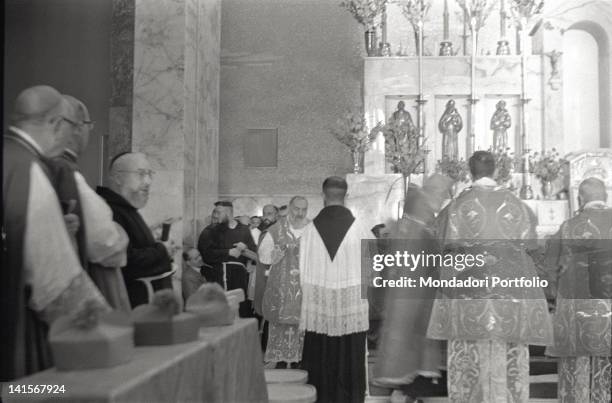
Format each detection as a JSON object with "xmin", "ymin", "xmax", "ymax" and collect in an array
[{"xmin": 3, "ymin": 319, "xmax": 267, "ymax": 403}]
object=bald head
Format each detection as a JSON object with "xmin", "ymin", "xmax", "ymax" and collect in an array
[
  {"xmin": 322, "ymin": 176, "xmax": 348, "ymax": 205},
  {"xmin": 12, "ymin": 85, "xmax": 65, "ymax": 124},
  {"xmin": 62, "ymin": 95, "xmax": 92, "ymax": 155},
  {"xmin": 578, "ymin": 177, "xmax": 607, "ymax": 207},
  {"xmin": 11, "ymin": 85, "xmax": 71, "ymax": 157},
  {"xmin": 109, "ymin": 152, "xmax": 153, "ymax": 209}
]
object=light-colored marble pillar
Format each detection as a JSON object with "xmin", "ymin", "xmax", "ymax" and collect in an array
[
  {"xmin": 108, "ymin": 0, "xmax": 135, "ymax": 166},
  {"xmin": 131, "ymin": 0, "xmax": 221, "ymax": 282},
  {"xmin": 184, "ymin": 0, "xmax": 221, "ymax": 246}
]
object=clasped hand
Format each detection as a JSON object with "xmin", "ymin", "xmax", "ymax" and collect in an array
[{"xmin": 229, "ymin": 242, "xmax": 248, "ymax": 258}]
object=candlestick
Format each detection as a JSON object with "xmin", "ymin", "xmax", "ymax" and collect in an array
[
  {"xmin": 500, "ymin": 0, "xmax": 506, "ymax": 38},
  {"xmin": 462, "ymin": 9, "xmax": 468, "ymax": 55},
  {"xmin": 439, "ymin": 0, "xmax": 454, "ymax": 55},
  {"xmin": 381, "ymin": 5, "xmax": 387, "ymax": 46},
  {"xmin": 443, "ymin": 0, "xmax": 450, "ymax": 39},
  {"xmin": 467, "ymin": 17, "xmax": 478, "ymax": 156},
  {"xmin": 418, "ymin": 20, "xmax": 424, "ymax": 95},
  {"xmin": 496, "ymin": 0, "xmax": 510, "ymax": 55}
]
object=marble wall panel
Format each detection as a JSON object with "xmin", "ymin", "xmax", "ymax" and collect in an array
[
  {"xmin": 107, "ymin": 106, "xmax": 133, "ymax": 160},
  {"xmin": 183, "ymin": 0, "xmax": 221, "ymax": 246},
  {"xmin": 133, "ymin": 0, "xmax": 187, "ymax": 265},
  {"xmin": 219, "ymin": 0, "xmax": 363, "ymax": 197},
  {"xmin": 108, "ymin": 0, "xmax": 135, "ymax": 179}
]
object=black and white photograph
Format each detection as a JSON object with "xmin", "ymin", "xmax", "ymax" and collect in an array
[{"xmin": 2, "ymin": 0, "xmax": 611, "ymax": 402}]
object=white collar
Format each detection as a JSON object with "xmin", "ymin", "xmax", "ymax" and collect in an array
[
  {"xmin": 472, "ymin": 177, "xmax": 498, "ymax": 188},
  {"xmin": 583, "ymin": 200, "xmax": 608, "ymax": 210},
  {"xmin": 8, "ymin": 126, "xmax": 44, "ymax": 155}
]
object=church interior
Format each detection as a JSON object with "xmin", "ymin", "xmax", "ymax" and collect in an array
[{"xmin": 3, "ymin": 0, "xmax": 612, "ymax": 402}]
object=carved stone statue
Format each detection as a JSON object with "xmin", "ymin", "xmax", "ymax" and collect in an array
[
  {"xmin": 490, "ymin": 100, "xmax": 512, "ymax": 150},
  {"xmin": 391, "ymin": 101, "xmax": 415, "ymax": 129},
  {"xmin": 438, "ymin": 99, "xmax": 463, "ymax": 159}
]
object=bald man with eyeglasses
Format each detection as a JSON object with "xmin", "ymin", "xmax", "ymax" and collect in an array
[
  {"xmin": 97, "ymin": 152, "xmax": 174, "ymax": 308},
  {"xmin": 47, "ymin": 95, "xmax": 130, "ymax": 311},
  {"xmin": 3, "ymin": 86, "xmax": 109, "ymax": 381}
]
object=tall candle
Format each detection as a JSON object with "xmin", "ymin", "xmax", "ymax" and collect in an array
[
  {"xmin": 443, "ymin": 0, "xmax": 450, "ymax": 40},
  {"xmin": 500, "ymin": 0, "xmax": 506, "ymax": 38},
  {"xmin": 418, "ymin": 20, "xmax": 424, "ymax": 95}
]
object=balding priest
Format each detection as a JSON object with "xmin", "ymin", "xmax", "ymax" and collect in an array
[
  {"xmin": 3, "ymin": 86, "xmax": 109, "ymax": 380},
  {"xmin": 47, "ymin": 95, "xmax": 130, "ymax": 310},
  {"xmin": 427, "ymin": 151, "xmax": 553, "ymax": 403},
  {"xmin": 97, "ymin": 152, "xmax": 174, "ymax": 308},
  {"xmin": 299, "ymin": 176, "xmax": 370, "ymax": 403},
  {"xmin": 544, "ymin": 177, "xmax": 611, "ymax": 403}
]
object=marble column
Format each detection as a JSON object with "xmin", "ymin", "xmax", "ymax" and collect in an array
[
  {"xmin": 127, "ymin": 0, "xmax": 220, "ymax": 264},
  {"xmin": 184, "ymin": 0, "xmax": 221, "ymax": 246},
  {"xmin": 108, "ymin": 0, "xmax": 135, "ymax": 167}
]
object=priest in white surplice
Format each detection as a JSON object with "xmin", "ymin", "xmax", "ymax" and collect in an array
[{"xmin": 299, "ymin": 176, "xmax": 370, "ymax": 403}]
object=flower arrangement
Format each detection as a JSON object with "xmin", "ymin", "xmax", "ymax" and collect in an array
[
  {"xmin": 490, "ymin": 147, "xmax": 516, "ymax": 184},
  {"xmin": 509, "ymin": 0, "xmax": 544, "ymax": 26},
  {"xmin": 339, "ymin": 0, "xmax": 388, "ymax": 29},
  {"xmin": 400, "ymin": 0, "xmax": 431, "ymax": 28},
  {"xmin": 330, "ymin": 110, "xmax": 378, "ymax": 153},
  {"xmin": 532, "ymin": 149, "xmax": 567, "ymax": 182},
  {"xmin": 436, "ymin": 155, "xmax": 469, "ymax": 183},
  {"xmin": 380, "ymin": 118, "xmax": 427, "ymax": 177},
  {"xmin": 376, "ymin": 118, "xmax": 427, "ymax": 217},
  {"xmin": 455, "ymin": 0, "xmax": 497, "ymax": 31}
]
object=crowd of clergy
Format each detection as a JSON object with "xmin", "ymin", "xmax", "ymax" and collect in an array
[{"xmin": 2, "ymin": 84, "xmax": 611, "ymax": 403}]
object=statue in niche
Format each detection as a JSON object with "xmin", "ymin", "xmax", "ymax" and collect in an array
[
  {"xmin": 438, "ymin": 99, "xmax": 463, "ymax": 159},
  {"xmin": 490, "ymin": 100, "xmax": 512, "ymax": 151},
  {"xmin": 390, "ymin": 100, "xmax": 416, "ymax": 129}
]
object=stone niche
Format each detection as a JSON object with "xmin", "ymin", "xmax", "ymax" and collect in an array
[{"xmin": 363, "ymin": 55, "xmax": 542, "ymax": 174}]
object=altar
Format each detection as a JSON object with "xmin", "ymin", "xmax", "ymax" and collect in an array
[
  {"xmin": 340, "ymin": 0, "xmax": 612, "ymax": 238},
  {"xmin": 2, "ymin": 320, "xmax": 267, "ymax": 403}
]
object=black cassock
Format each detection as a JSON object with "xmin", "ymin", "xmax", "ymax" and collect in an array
[{"xmin": 301, "ymin": 205, "xmax": 367, "ymax": 403}]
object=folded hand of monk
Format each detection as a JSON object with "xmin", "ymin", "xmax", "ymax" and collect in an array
[{"xmin": 64, "ymin": 213, "xmax": 80, "ymax": 236}]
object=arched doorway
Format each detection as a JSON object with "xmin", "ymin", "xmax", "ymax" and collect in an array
[{"xmin": 563, "ymin": 21, "xmax": 610, "ymax": 150}]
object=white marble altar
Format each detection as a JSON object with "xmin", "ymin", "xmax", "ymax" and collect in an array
[{"xmin": 363, "ymin": 55, "xmax": 543, "ymax": 174}]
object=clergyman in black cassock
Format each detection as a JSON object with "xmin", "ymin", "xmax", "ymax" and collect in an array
[{"xmin": 299, "ymin": 177, "xmax": 370, "ymax": 403}]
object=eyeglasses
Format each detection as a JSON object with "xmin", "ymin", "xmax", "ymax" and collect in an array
[
  {"xmin": 116, "ymin": 169, "xmax": 156, "ymax": 180},
  {"xmin": 60, "ymin": 117, "xmax": 95, "ymax": 130}
]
